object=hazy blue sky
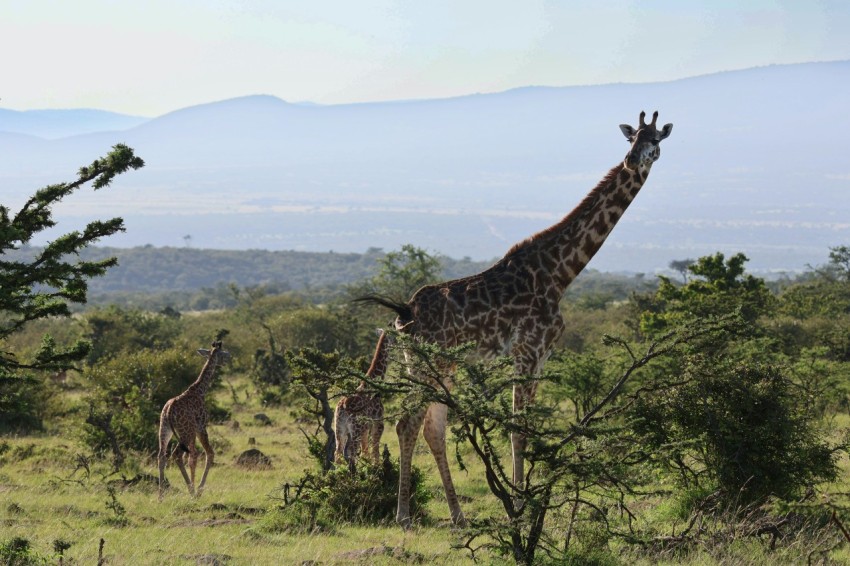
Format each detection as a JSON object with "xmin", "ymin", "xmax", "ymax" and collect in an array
[{"xmin": 3, "ymin": 0, "xmax": 849, "ymax": 116}]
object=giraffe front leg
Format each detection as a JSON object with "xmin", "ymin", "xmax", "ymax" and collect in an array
[
  {"xmin": 396, "ymin": 408, "xmax": 426, "ymax": 529},
  {"xmin": 423, "ymin": 402, "xmax": 466, "ymax": 527},
  {"xmin": 188, "ymin": 447, "xmax": 199, "ymax": 496},
  {"xmin": 511, "ymin": 381, "xmax": 539, "ymax": 491},
  {"xmin": 371, "ymin": 420, "xmax": 384, "ymax": 464}
]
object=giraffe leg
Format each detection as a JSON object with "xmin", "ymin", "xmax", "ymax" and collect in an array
[
  {"xmin": 333, "ymin": 429, "xmax": 347, "ymax": 467},
  {"xmin": 359, "ymin": 423, "xmax": 372, "ymax": 466},
  {"xmin": 196, "ymin": 429, "xmax": 215, "ymax": 496},
  {"xmin": 511, "ymin": 381, "xmax": 539, "ymax": 489},
  {"xmin": 347, "ymin": 423, "xmax": 363, "ymax": 472},
  {"xmin": 172, "ymin": 444, "xmax": 194, "ymax": 496},
  {"xmin": 157, "ymin": 418, "xmax": 173, "ymax": 501},
  {"xmin": 423, "ymin": 402, "xmax": 466, "ymax": 526},
  {"xmin": 396, "ymin": 408, "xmax": 426, "ymax": 528},
  {"xmin": 333, "ymin": 407, "xmax": 351, "ymax": 468},
  {"xmin": 371, "ymin": 420, "xmax": 384, "ymax": 464},
  {"xmin": 188, "ymin": 445, "xmax": 199, "ymax": 496}
]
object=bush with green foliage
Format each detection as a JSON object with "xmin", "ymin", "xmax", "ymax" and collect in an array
[
  {"xmin": 84, "ymin": 305, "xmax": 182, "ymax": 365},
  {"xmin": 83, "ymin": 346, "xmax": 228, "ymax": 455},
  {"xmin": 633, "ymin": 362, "xmax": 838, "ymax": 503},
  {"xmin": 627, "ymin": 252, "xmax": 841, "ymax": 505},
  {"xmin": 0, "ymin": 537, "xmax": 50, "ymax": 566},
  {"xmin": 638, "ymin": 252, "xmax": 775, "ymax": 335},
  {"xmin": 263, "ymin": 448, "xmax": 431, "ymax": 533}
]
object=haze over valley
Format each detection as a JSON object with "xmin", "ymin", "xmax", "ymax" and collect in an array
[{"xmin": 2, "ymin": 61, "xmax": 848, "ymax": 274}]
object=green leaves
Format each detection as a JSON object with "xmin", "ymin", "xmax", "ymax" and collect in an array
[
  {"xmin": 638, "ymin": 252, "xmax": 774, "ymax": 336},
  {"xmin": 0, "ymin": 146, "xmax": 143, "ymax": 431}
]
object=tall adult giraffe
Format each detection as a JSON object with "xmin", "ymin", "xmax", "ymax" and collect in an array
[
  {"xmin": 360, "ymin": 111, "xmax": 673, "ymax": 527},
  {"xmin": 158, "ymin": 340, "xmax": 231, "ymax": 499}
]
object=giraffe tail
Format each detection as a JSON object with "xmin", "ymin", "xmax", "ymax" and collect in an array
[{"xmin": 353, "ymin": 295, "xmax": 412, "ymax": 322}]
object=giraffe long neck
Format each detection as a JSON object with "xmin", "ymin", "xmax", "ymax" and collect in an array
[
  {"xmin": 358, "ymin": 331, "xmax": 390, "ymax": 390},
  {"xmin": 516, "ymin": 162, "xmax": 650, "ymax": 296},
  {"xmin": 189, "ymin": 357, "xmax": 219, "ymax": 397}
]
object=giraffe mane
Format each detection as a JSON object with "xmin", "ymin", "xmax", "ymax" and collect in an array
[{"xmin": 505, "ymin": 163, "xmax": 624, "ymax": 257}]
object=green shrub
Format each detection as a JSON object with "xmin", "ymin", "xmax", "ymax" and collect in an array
[
  {"xmin": 84, "ymin": 346, "xmax": 225, "ymax": 454},
  {"xmin": 0, "ymin": 537, "xmax": 49, "ymax": 566},
  {"xmin": 84, "ymin": 306, "xmax": 182, "ymax": 365},
  {"xmin": 269, "ymin": 447, "xmax": 431, "ymax": 528},
  {"xmin": 0, "ymin": 374, "xmax": 46, "ymax": 432},
  {"xmin": 633, "ymin": 363, "xmax": 838, "ymax": 504}
]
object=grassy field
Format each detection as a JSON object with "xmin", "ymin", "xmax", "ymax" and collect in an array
[
  {"xmin": 3, "ymin": 375, "xmax": 850, "ymax": 565},
  {"xmin": 0, "ymin": 377, "xmax": 500, "ymax": 565}
]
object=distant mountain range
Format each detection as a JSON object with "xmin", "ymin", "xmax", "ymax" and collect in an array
[
  {"xmin": 1, "ymin": 61, "xmax": 849, "ymax": 274},
  {"xmin": 0, "ymin": 108, "xmax": 148, "ymax": 139}
]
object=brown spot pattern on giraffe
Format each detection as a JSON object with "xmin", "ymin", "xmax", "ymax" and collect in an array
[{"xmin": 361, "ymin": 111, "xmax": 673, "ymax": 528}]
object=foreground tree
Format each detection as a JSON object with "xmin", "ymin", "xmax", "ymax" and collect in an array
[
  {"xmin": 372, "ymin": 317, "xmax": 731, "ymax": 564},
  {"xmin": 0, "ymin": 145, "xmax": 144, "ymax": 430}
]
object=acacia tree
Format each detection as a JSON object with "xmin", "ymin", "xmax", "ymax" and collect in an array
[
  {"xmin": 380, "ymin": 318, "xmax": 739, "ymax": 565},
  {"xmin": 0, "ymin": 144, "xmax": 144, "ymax": 430}
]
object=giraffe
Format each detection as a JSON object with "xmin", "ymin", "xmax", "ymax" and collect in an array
[
  {"xmin": 359, "ymin": 111, "xmax": 673, "ymax": 527},
  {"xmin": 333, "ymin": 329, "xmax": 391, "ymax": 469},
  {"xmin": 158, "ymin": 340, "xmax": 231, "ymax": 499}
]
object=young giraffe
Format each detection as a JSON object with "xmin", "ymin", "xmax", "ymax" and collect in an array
[
  {"xmin": 158, "ymin": 340, "xmax": 231, "ymax": 499},
  {"xmin": 360, "ymin": 111, "xmax": 673, "ymax": 527},
  {"xmin": 333, "ymin": 329, "xmax": 391, "ymax": 469}
]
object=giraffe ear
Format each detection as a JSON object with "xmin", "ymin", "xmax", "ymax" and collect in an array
[
  {"xmin": 197, "ymin": 348, "xmax": 210, "ymax": 358},
  {"xmin": 619, "ymin": 124, "xmax": 636, "ymax": 141},
  {"xmin": 659, "ymin": 123, "xmax": 673, "ymax": 140}
]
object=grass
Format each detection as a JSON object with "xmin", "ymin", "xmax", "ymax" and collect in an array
[
  {"xmin": 0, "ymin": 378, "xmax": 492, "ymax": 565},
  {"xmin": 2, "ymin": 377, "xmax": 850, "ymax": 564}
]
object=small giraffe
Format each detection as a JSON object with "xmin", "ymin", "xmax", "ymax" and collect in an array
[
  {"xmin": 360, "ymin": 111, "xmax": 673, "ymax": 527},
  {"xmin": 333, "ymin": 329, "xmax": 391, "ymax": 469},
  {"xmin": 158, "ymin": 340, "xmax": 231, "ymax": 499}
]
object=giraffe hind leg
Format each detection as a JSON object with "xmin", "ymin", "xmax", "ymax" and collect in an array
[
  {"xmin": 157, "ymin": 421, "xmax": 173, "ymax": 500},
  {"xmin": 346, "ymin": 427, "xmax": 360, "ymax": 473},
  {"xmin": 396, "ymin": 407, "xmax": 427, "ymax": 528},
  {"xmin": 172, "ymin": 441, "xmax": 194, "ymax": 496},
  {"xmin": 333, "ymin": 409, "xmax": 350, "ymax": 467}
]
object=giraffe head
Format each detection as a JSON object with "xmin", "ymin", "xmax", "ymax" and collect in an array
[
  {"xmin": 197, "ymin": 340, "xmax": 232, "ymax": 365},
  {"xmin": 619, "ymin": 111, "xmax": 673, "ymax": 172}
]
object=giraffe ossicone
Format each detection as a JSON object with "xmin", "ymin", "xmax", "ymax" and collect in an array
[
  {"xmin": 158, "ymin": 340, "xmax": 231, "ymax": 499},
  {"xmin": 358, "ymin": 111, "xmax": 673, "ymax": 528}
]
